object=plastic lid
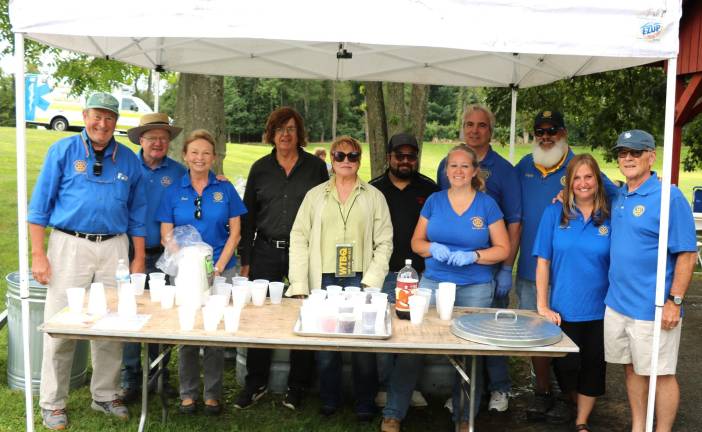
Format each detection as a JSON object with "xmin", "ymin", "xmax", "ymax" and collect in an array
[{"xmin": 405, "ymin": 259, "xmax": 412, "ymax": 265}]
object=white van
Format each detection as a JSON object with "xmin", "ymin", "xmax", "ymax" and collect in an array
[{"xmin": 25, "ymin": 74, "xmax": 153, "ymax": 133}]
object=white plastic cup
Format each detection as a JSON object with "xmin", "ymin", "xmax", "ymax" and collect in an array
[
  {"xmin": 250, "ymin": 283, "xmax": 268, "ymax": 306},
  {"xmin": 88, "ymin": 282, "xmax": 107, "ymax": 315},
  {"xmin": 416, "ymin": 288, "xmax": 432, "ymax": 313},
  {"xmin": 149, "ymin": 272, "xmax": 166, "ymax": 281},
  {"xmin": 319, "ymin": 311, "xmax": 338, "ymax": 333},
  {"xmin": 361, "ymin": 304, "xmax": 378, "ymax": 334},
  {"xmin": 300, "ymin": 305, "xmax": 318, "ymax": 332},
  {"xmin": 268, "ymin": 282, "xmax": 285, "ymax": 305},
  {"xmin": 213, "ymin": 283, "xmax": 233, "ymax": 305},
  {"xmin": 344, "ymin": 286, "xmax": 361, "ymax": 294},
  {"xmin": 66, "ymin": 287, "xmax": 85, "ymax": 314},
  {"xmin": 160, "ymin": 285, "xmax": 176, "ymax": 309},
  {"xmin": 232, "ymin": 276, "xmax": 248, "ymax": 286},
  {"xmin": 130, "ymin": 273, "xmax": 147, "ymax": 296},
  {"xmin": 438, "ymin": 296, "xmax": 454, "ymax": 321},
  {"xmin": 149, "ymin": 279, "xmax": 166, "ymax": 302},
  {"xmin": 214, "ymin": 275, "xmax": 227, "ymax": 286},
  {"xmin": 337, "ymin": 313, "xmax": 356, "ymax": 333},
  {"xmin": 223, "ymin": 306, "xmax": 241, "ymax": 332},
  {"xmin": 208, "ymin": 294, "xmax": 229, "ymax": 311},
  {"xmin": 409, "ymin": 295, "xmax": 427, "ymax": 325},
  {"xmin": 231, "ymin": 286, "xmax": 247, "ymax": 308},
  {"xmin": 371, "ymin": 292, "xmax": 389, "ymax": 304},
  {"xmin": 178, "ymin": 306, "xmax": 197, "ymax": 331},
  {"xmin": 325, "ymin": 285, "xmax": 343, "ymax": 298},
  {"xmin": 202, "ymin": 306, "xmax": 221, "ymax": 331}
]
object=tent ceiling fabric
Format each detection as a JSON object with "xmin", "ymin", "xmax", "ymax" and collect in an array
[{"xmin": 11, "ymin": 0, "xmax": 681, "ymax": 87}]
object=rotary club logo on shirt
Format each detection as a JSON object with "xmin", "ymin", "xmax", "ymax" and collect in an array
[
  {"xmin": 598, "ymin": 225, "xmax": 610, "ymax": 236},
  {"xmin": 471, "ymin": 216, "xmax": 485, "ymax": 229},
  {"xmin": 160, "ymin": 176, "xmax": 172, "ymax": 187},
  {"xmin": 73, "ymin": 160, "xmax": 87, "ymax": 173},
  {"xmin": 560, "ymin": 176, "xmax": 566, "ymax": 186},
  {"xmin": 479, "ymin": 169, "xmax": 491, "ymax": 181},
  {"xmin": 632, "ymin": 205, "xmax": 645, "ymax": 217},
  {"xmin": 213, "ymin": 192, "xmax": 224, "ymax": 202}
]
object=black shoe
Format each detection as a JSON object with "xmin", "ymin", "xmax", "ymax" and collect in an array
[
  {"xmin": 356, "ymin": 411, "xmax": 376, "ymax": 422},
  {"xmin": 282, "ymin": 387, "xmax": 304, "ymax": 410},
  {"xmin": 179, "ymin": 400, "xmax": 197, "ymax": 415},
  {"xmin": 319, "ymin": 405, "xmax": 337, "ymax": 417},
  {"xmin": 203, "ymin": 401, "xmax": 222, "ymax": 416},
  {"xmin": 234, "ymin": 385, "xmax": 268, "ymax": 409},
  {"xmin": 526, "ymin": 391, "xmax": 553, "ymax": 422},
  {"xmin": 120, "ymin": 387, "xmax": 140, "ymax": 404},
  {"xmin": 150, "ymin": 381, "xmax": 178, "ymax": 398},
  {"xmin": 545, "ymin": 397, "xmax": 574, "ymax": 424}
]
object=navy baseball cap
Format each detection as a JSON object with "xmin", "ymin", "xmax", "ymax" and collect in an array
[
  {"xmin": 613, "ymin": 129, "xmax": 655, "ymax": 150},
  {"xmin": 534, "ymin": 110, "xmax": 565, "ymax": 129},
  {"xmin": 387, "ymin": 133, "xmax": 419, "ymax": 153}
]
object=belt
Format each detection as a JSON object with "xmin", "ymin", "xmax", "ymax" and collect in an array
[
  {"xmin": 256, "ymin": 234, "xmax": 289, "ymax": 249},
  {"xmin": 55, "ymin": 227, "xmax": 118, "ymax": 243},
  {"xmin": 145, "ymin": 245, "xmax": 165, "ymax": 255}
]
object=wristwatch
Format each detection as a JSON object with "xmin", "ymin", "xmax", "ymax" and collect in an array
[{"xmin": 667, "ymin": 294, "xmax": 683, "ymax": 305}]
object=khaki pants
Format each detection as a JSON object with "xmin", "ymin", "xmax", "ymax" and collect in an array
[{"xmin": 39, "ymin": 230, "xmax": 128, "ymax": 410}]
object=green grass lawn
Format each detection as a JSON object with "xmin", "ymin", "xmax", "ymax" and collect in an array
[{"xmin": 0, "ymin": 126, "xmax": 699, "ymax": 431}]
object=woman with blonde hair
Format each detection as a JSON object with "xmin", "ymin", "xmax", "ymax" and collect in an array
[{"xmin": 532, "ymin": 154, "xmax": 611, "ymax": 431}]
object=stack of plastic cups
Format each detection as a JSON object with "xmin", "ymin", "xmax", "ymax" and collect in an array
[
  {"xmin": 408, "ymin": 295, "xmax": 427, "ymax": 325},
  {"xmin": 149, "ymin": 273, "xmax": 166, "ymax": 302},
  {"xmin": 437, "ymin": 282, "xmax": 456, "ymax": 321},
  {"xmin": 213, "ymin": 282, "xmax": 233, "ymax": 305},
  {"xmin": 371, "ymin": 292, "xmax": 388, "ymax": 334},
  {"xmin": 416, "ymin": 288, "xmax": 432, "ymax": 314}
]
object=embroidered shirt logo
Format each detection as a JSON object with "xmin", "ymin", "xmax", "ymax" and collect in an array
[
  {"xmin": 74, "ymin": 160, "xmax": 87, "ymax": 173},
  {"xmin": 471, "ymin": 217, "xmax": 485, "ymax": 229},
  {"xmin": 633, "ymin": 205, "xmax": 645, "ymax": 217},
  {"xmin": 213, "ymin": 192, "xmax": 224, "ymax": 202},
  {"xmin": 160, "ymin": 176, "xmax": 172, "ymax": 187},
  {"xmin": 560, "ymin": 176, "xmax": 566, "ymax": 186},
  {"xmin": 598, "ymin": 225, "xmax": 610, "ymax": 236}
]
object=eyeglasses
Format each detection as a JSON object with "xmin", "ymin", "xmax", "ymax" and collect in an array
[
  {"xmin": 194, "ymin": 196, "xmax": 202, "ymax": 220},
  {"xmin": 534, "ymin": 127, "xmax": 562, "ymax": 137},
  {"xmin": 274, "ymin": 126, "xmax": 297, "ymax": 135},
  {"xmin": 332, "ymin": 151, "xmax": 361, "ymax": 163},
  {"xmin": 142, "ymin": 136, "xmax": 170, "ymax": 145},
  {"xmin": 617, "ymin": 148, "xmax": 648, "ymax": 159},
  {"xmin": 393, "ymin": 152, "xmax": 418, "ymax": 162}
]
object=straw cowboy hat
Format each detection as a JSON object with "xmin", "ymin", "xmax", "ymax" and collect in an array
[{"xmin": 128, "ymin": 112, "xmax": 182, "ymax": 144}]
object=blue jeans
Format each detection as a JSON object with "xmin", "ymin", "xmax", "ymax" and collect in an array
[
  {"xmin": 515, "ymin": 277, "xmax": 537, "ymax": 310},
  {"xmin": 485, "ymin": 281, "xmax": 512, "ymax": 394},
  {"xmin": 317, "ymin": 273, "xmax": 378, "ymax": 414},
  {"xmin": 377, "ymin": 272, "xmax": 397, "ymax": 389},
  {"xmin": 384, "ymin": 276, "xmax": 494, "ymax": 422}
]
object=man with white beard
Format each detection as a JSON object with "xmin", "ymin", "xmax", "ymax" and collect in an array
[{"xmin": 515, "ymin": 110, "xmax": 585, "ymax": 422}]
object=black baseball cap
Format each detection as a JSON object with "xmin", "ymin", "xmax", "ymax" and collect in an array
[
  {"xmin": 534, "ymin": 110, "xmax": 565, "ymax": 129},
  {"xmin": 387, "ymin": 133, "xmax": 419, "ymax": 154}
]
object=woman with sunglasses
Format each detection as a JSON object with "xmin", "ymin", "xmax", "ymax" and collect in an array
[
  {"xmin": 288, "ymin": 135, "xmax": 393, "ymax": 421},
  {"xmin": 410, "ymin": 144, "xmax": 509, "ymax": 431},
  {"xmin": 157, "ymin": 129, "xmax": 247, "ymax": 415},
  {"xmin": 532, "ymin": 154, "xmax": 611, "ymax": 431}
]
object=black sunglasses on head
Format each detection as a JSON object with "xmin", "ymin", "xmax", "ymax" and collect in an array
[
  {"xmin": 332, "ymin": 151, "xmax": 361, "ymax": 163},
  {"xmin": 534, "ymin": 127, "xmax": 562, "ymax": 137},
  {"xmin": 194, "ymin": 196, "xmax": 202, "ymax": 220},
  {"xmin": 393, "ymin": 152, "xmax": 418, "ymax": 162}
]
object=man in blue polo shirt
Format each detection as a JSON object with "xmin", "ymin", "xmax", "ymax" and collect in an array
[
  {"xmin": 437, "ymin": 104, "xmax": 522, "ymax": 412},
  {"xmin": 29, "ymin": 93, "xmax": 147, "ymax": 429},
  {"xmin": 605, "ymin": 130, "xmax": 696, "ymax": 432},
  {"xmin": 120, "ymin": 113, "xmax": 186, "ymax": 402}
]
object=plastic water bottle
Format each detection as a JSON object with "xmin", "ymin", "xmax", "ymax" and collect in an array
[
  {"xmin": 395, "ymin": 259, "xmax": 419, "ymax": 320},
  {"xmin": 115, "ymin": 258, "xmax": 130, "ymax": 291}
]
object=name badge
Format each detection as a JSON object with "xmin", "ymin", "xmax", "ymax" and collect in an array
[{"xmin": 335, "ymin": 243, "xmax": 355, "ymax": 278}]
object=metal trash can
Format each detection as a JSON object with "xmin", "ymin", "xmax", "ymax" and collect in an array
[{"xmin": 6, "ymin": 272, "xmax": 88, "ymax": 394}]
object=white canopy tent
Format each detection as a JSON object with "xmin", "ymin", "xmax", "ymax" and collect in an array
[{"xmin": 10, "ymin": 1, "xmax": 683, "ymax": 431}]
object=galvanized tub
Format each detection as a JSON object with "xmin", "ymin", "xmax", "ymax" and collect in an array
[
  {"xmin": 6, "ymin": 272, "xmax": 88, "ymax": 394},
  {"xmin": 451, "ymin": 310, "xmax": 563, "ymax": 348}
]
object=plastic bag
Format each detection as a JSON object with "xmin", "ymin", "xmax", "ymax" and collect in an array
[{"xmin": 156, "ymin": 225, "xmax": 214, "ymax": 277}]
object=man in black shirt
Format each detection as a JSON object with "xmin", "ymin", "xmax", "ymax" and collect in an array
[
  {"xmin": 236, "ymin": 107, "xmax": 329, "ymax": 411},
  {"xmin": 369, "ymin": 133, "xmax": 438, "ymax": 420}
]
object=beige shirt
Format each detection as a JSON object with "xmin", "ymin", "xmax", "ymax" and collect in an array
[{"xmin": 320, "ymin": 178, "xmax": 365, "ymax": 273}]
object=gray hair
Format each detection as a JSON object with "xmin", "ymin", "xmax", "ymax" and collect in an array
[{"xmin": 462, "ymin": 104, "xmax": 496, "ymax": 133}]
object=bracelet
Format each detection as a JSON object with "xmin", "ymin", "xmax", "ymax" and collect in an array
[
  {"xmin": 214, "ymin": 266, "xmax": 220, "ymax": 273},
  {"xmin": 475, "ymin": 250, "xmax": 481, "ymax": 261}
]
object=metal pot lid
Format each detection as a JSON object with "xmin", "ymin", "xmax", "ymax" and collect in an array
[{"xmin": 451, "ymin": 310, "xmax": 562, "ymax": 348}]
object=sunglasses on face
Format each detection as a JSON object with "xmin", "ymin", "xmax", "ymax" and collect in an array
[
  {"xmin": 534, "ymin": 127, "xmax": 562, "ymax": 137},
  {"xmin": 393, "ymin": 152, "xmax": 418, "ymax": 162},
  {"xmin": 332, "ymin": 151, "xmax": 361, "ymax": 163},
  {"xmin": 617, "ymin": 148, "xmax": 648, "ymax": 159},
  {"xmin": 194, "ymin": 196, "xmax": 202, "ymax": 220}
]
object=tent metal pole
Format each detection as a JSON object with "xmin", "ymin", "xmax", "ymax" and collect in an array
[
  {"xmin": 645, "ymin": 57, "xmax": 678, "ymax": 432},
  {"xmin": 154, "ymin": 70, "xmax": 160, "ymax": 112},
  {"xmin": 14, "ymin": 32, "xmax": 35, "ymax": 432},
  {"xmin": 508, "ymin": 86, "xmax": 518, "ymax": 163}
]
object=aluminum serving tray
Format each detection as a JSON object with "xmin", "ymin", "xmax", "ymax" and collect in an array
[{"xmin": 293, "ymin": 305, "xmax": 392, "ymax": 340}]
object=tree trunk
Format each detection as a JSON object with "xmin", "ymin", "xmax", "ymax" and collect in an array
[
  {"xmin": 408, "ymin": 84, "xmax": 429, "ymax": 169},
  {"xmin": 384, "ymin": 82, "xmax": 405, "ymax": 138},
  {"xmin": 171, "ymin": 73, "xmax": 226, "ymax": 174},
  {"xmin": 331, "ymin": 80, "xmax": 338, "ymax": 140},
  {"xmin": 364, "ymin": 81, "xmax": 388, "ymax": 178}
]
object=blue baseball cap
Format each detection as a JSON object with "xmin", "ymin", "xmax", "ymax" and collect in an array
[{"xmin": 614, "ymin": 129, "xmax": 655, "ymax": 150}]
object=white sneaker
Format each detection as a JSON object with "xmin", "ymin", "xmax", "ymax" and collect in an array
[
  {"xmin": 444, "ymin": 397, "xmax": 453, "ymax": 413},
  {"xmin": 488, "ymin": 391, "xmax": 509, "ymax": 412},
  {"xmin": 409, "ymin": 390, "xmax": 428, "ymax": 407},
  {"xmin": 375, "ymin": 391, "xmax": 387, "ymax": 407}
]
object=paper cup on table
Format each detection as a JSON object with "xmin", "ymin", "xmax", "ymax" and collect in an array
[
  {"xmin": 213, "ymin": 275, "xmax": 227, "ymax": 286},
  {"xmin": 250, "ymin": 283, "xmax": 268, "ymax": 306},
  {"xmin": 213, "ymin": 283, "xmax": 232, "ymax": 305},
  {"xmin": 88, "ymin": 282, "xmax": 107, "ymax": 315},
  {"xmin": 66, "ymin": 287, "xmax": 85, "ymax": 314},
  {"xmin": 208, "ymin": 294, "xmax": 229, "ymax": 311},
  {"xmin": 149, "ymin": 272, "xmax": 166, "ymax": 281},
  {"xmin": 223, "ymin": 306, "xmax": 241, "ymax": 332},
  {"xmin": 129, "ymin": 273, "xmax": 147, "ymax": 296},
  {"xmin": 300, "ymin": 305, "xmax": 318, "ymax": 332},
  {"xmin": 178, "ymin": 306, "xmax": 197, "ymax": 331},
  {"xmin": 232, "ymin": 276, "xmax": 248, "ymax": 286},
  {"xmin": 409, "ymin": 295, "xmax": 427, "ymax": 325},
  {"xmin": 337, "ymin": 313, "xmax": 356, "ymax": 333},
  {"xmin": 361, "ymin": 303, "xmax": 378, "ymax": 334},
  {"xmin": 160, "ymin": 285, "xmax": 176, "ymax": 309},
  {"xmin": 325, "ymin": 285, "xmax": 343, "ymax": 298},
  {"xmin": 202, "ymin": 306, "xmax": 221, "ymax": 331},
  {"xmin": 344, "ymin": 286, "xmax": 361, "ymax": 295},
  {"xmin": 149, "ymin": 279, "xmax": 166, "ymax": 302},
  {"xmin": 371, "ymin": 292, "xmax": 388, "ymax": 305},
  {"xmin": 437, "ymin": 294, "xmax": 454, "ymax": 321},
  {"xmin": 416, "ymin": 288, "xmax": 432, "ymax": 313},
  {"xmin": 268, "ymin": 282, "xmax": 285, "ymax": 305},
  {"xmin": 438, "ymin": 282, "xmax": 456, "ymax": 299},
  {"xmin": 231, "ymin": 286, "xmax": 247, "ymax": 308}
]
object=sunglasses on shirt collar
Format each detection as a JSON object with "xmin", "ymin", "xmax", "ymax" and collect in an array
[
  {"xmin": 194, "ymin": 196, "xmax": 202, "ymax": 220},
  {"xmin": 332, "ymin": 151, "xmax": 361, "ymax": 163}
]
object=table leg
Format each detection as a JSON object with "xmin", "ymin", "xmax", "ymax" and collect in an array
[
  {"xmin": 159, "ymin": 344, "xmax": 167, "ymax": 423},
  {"xmin": 138, "ymin": 343, "xmax": 149, "ymax": 432},
  {"xmin": 469, "ymin": 356, "xmax": 476, "ymax": 432},
  {"xmin": 447, "ymin": 355, "xmax": 473, "ymax": 432}
]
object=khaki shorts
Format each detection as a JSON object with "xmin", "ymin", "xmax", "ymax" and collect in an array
[{"xmin": 604, "ymin": 306, "xmax": 681, "ymax": 376}]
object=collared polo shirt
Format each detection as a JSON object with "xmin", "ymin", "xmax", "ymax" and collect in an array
[
  {"xmin": 533, "ymin": 202, "xmax": 610, "ymax": 321},
  {"xmin": 139, "ymin": 152, "xmax": 186, "ymax": 248},
  {"xmin": 606, "ymin": 173, "xmax": 697, "ymax": 321},
  {"xmin": 421, "ymin": 190, "xmax": 503, "ymax": 285},
  {"xmin": 370, "ymin": 171, "xmax": 439, "ymax": 273},
  {"xmin": 156, "ymin": 171, "xmax": 247, "ymax": 270},
  {"xmin": 437, "ymin": 148, "xmax": 522, "ymax": 224},
  {"xmin": 28, "ymin": 130, "xmax": 147, "ymax": 237}
]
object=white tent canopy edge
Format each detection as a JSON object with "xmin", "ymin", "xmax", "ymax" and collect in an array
[{"xmin": 10, "ymin": 1, "xmax": 683, "ymax": 431}]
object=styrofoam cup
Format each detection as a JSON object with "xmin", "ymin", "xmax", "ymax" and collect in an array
[
  {"xmin": 66, "ymin": 287, "xmax": 85, "ymax": 314},
  {"xmin": 251, "ymin": 283, "xmax": 268, "ymax": 306},
  {"xmin": 223, "ymin": 306, "xmax": 241, "ymax": 332},
  {"xmin": 178, "ymin": 306, "xmax": 197, "ymax": 331},
  {"xmin": 268, "ymin": 282, "xmax": 285, "ymax": 304},
  {"xmin": 88, "ymin": 282, "xmax": 107, "ymax": 315},
  {"xmin": 416, "ymin": 288, "xmax": 432, "ymax": 313},
  {"xmin": 202, "ymin": 306, "xmax": 221, "ymax": 331},
  {"xmin": 129, "ymin": 273, "xmax": 147, "ymax": 296},
  {"xmin": 149, "ymin": 272, "xmax": 166, "ymax": 281},
  {"xmin": 160, "ymin": 285, "xmax": 176, "ymax": 309},
  {"xmin": 409, "ymin": 295, "xmax": 427, "ymax": 325},
  {"xmin": 213, "ymin": 275, "xmax": 227, "ymax": 286},
  {"xmin": 149, "ymin": 279, "xmax": 166, "ymax": 302}
]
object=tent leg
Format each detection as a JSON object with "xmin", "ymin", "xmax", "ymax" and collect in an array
[
  {"xmin": 14, "ymin": 31, "xmax": 34, "ymax": 432},
  {"xmin": 508, "ymin": 86, "xmax": 518, "ymax": 164},
  {"xmin": 646, "ymin": 57, "xmax": 678, "ymax": 432}
]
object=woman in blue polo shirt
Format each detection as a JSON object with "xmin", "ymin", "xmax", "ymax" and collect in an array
[
  {"xmin": 533, "ymin": 154, "xmax": 610, "ymax": 431},
  {"xmin": 157, "ymin": 129, "xmax": 247, "ymax": 416},
  {"xmin": 404, "ymin": 144, "xmax": 509, "ymax": 428}
]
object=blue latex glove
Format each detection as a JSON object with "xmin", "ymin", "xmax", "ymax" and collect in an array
[
  {"xmin": 429, "ymin": 242, "xmax": 451, "ymax": 262},
  {"xmin": 495, "ymin": 266, "xmax": 513, "ymax": 298},
  {"xmin": 447, "ymin": 250, "xmax": 478, "ymax": 266}
]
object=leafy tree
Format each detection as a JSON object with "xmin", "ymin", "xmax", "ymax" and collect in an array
[{"xmin": 0, "ymin": 70, "xmax": 15, "ymax": 126}]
